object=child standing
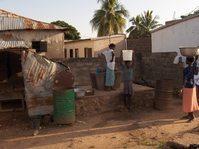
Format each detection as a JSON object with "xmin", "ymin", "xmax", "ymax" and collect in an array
[
  {"xmin": 120, "ymin": 57, "xmax": 133, "ymax": 110},
  {"xmin": 182, "ymin": 56, "xmax": 199, "ymax": 122}
]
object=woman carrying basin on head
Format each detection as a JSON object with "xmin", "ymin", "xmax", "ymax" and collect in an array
[{"xmin": 182, "ymin": 56, "xmax": 199, "ymax": 122}]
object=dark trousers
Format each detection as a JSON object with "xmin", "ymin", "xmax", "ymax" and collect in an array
[
  {"xmin": 31, "ymin": 115, "xmax": 42, "ymax": 130},
  {"xmin": 123, "ymin": 94, "xmax": 132, "ymax": 110}
]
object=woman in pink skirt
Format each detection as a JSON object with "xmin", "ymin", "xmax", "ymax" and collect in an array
[{"xmin": 182, "ymin": 57, "xmax": 199, "ymax": 122}]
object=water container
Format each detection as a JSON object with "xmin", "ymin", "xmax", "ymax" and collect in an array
[{"xmin": 122, "ymin": 50, "xmax": 133, "ymax": 61}]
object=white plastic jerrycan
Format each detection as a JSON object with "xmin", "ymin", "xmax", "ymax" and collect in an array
[{"xmin": 122, "ymin": 50, "xmax": 133, "ymax": 61}]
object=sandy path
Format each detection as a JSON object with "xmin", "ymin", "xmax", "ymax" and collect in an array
[{"xmin": 0, "ymin": 99, "xmax": 199, "ymax": 149}]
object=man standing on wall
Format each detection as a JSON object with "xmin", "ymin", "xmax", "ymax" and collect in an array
[{"xmin": 102, "ymin": 43, "xmax": 116, "ymax": 91}]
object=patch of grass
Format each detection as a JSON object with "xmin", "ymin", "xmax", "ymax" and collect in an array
[
  {"xmin": 156, "ymin": 141, "xmax": 166, "ymax": 149},
  {"xmin": 139, "ymin": 139, "xmax": 157, "ymax": 146}
]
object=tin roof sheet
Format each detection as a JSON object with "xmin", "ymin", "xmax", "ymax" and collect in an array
[
  {"xmin": 0, "ymin": 40, "xmax": 30, "ymax": 50},
  {"xmin": 0, "ymin": 9, "xmax": 64, "ymax": 31}
]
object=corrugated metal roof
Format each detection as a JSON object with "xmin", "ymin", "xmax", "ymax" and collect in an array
[
  {"xmin": 0, "ymin": 41, "xmax": 30, "ymax": 50},
  {"xmin": 22, "ymin": 51, "xmax": 64, "ymax": 116},
  {"xmin": 0, "ymin": 9, "xmax": 64, "ymax": 31}
]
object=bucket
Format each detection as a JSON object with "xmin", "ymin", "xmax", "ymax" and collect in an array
[{"xmin": 122, "ymin": 50, "xmax": 133, "ymax": 61}]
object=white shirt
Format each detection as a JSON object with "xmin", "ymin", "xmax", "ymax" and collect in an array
[
  {"xmin": 102, "ymin": 49, "xmax": 115, "ymax": 70},
  {"xmin": 173, "ymin": 54, "xmax": 187, "ymax": 68}
]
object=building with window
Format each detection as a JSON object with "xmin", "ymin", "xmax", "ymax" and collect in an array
[
  {"xmin": 0, "ymin": 9, "xmax": 66, "ymax": 104},
  {"xmin": 152, "ymin": 13, "xmax": 199, "ymax": 53},
  {"xmin": 0, "ymin": 9, "xmax": 65, "ymax": 59},
  {"xmin": 64, "ymin": 34, "xmax": 126, "ymax": 58}
]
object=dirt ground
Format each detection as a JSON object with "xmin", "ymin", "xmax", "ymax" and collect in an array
[{"xmin": 0, "ymin": 99, "xmax": 199, "ymax": 149}]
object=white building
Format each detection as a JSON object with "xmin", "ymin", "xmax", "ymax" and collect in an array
[{"xmin": 152, "ymin": 14, "xmax": 199, "ymax": 53}]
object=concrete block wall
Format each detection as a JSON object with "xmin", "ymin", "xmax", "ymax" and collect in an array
[
  {"xmin": 59, "ymin": 58, "xmax": 105, "ymax": 86},
  {"xmin": 56, "ymin": 36, "xmax": 183, "ymax": 90},
  {"xmin": 134, "ymin": 52, "xmax": 183, "ymax": 89},
  {"xmin": 56, "ymin": 58, "xmax": 123, "ymax": 86},
  {"xmin": 76, "ymin": 86, "xmax": 154, "ymax": 117},
  {"xmin": 127, "ymin": 37, "xmax": 151, "ymax": 53},
  {"xmin": 127, "ymin": 37, "xmax": 183, "ymax": 89}
]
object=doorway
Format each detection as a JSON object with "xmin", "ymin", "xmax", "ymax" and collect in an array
[{"xmin": 0, "ymin": 50, "xmax": 24, "ymax": 111}]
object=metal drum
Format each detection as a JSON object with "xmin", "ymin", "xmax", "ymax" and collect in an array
[
  {"xmin": 53, "ymin": 89, "xmax": 75, "ymax": 124},
  {"xmin": 53, "ymin": 69, "xmax": 74, "ymax": 91},
  {"xmin": 95, "ymin": 72, "xmax": 105, "ymax": 90},
  {"xmin": 154, "ymin": 79, "xmax": 174, "ymax": 110}
]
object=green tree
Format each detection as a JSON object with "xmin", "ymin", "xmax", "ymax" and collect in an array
[
  {"xmin": 51, "ymin": 20, "xmax": 81, "ymax": 40},
  {"xmin": 126, "ymin": 15, "xmax": 142, "ymax": 38},
  {"xmin": 127, "ymin": 10, "xmax": 160, "ymax": 39},
  {"xmin": 91, "ymin": 0, "xmax": 129, "ymax": 37}
]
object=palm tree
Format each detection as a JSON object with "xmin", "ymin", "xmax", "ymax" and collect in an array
[
  {"xmin": 97, "ymin": 0, "xmax": 105, "ymax": 2},
  {"xmin": 127, "ymin": 15, "xmax": 142, "ymax": 33},
  {"xmin": 127, "ymin": 10, "xmax": 161, "ymax": 38},
  {"xmin": 91, "ymin": 0, "xmax": 129, "ymax": 37},
  {"xmin": 140, "ymin": 10, "xmax": 160, "ymax": 35}
]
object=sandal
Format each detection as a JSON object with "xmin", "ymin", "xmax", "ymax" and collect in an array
[{"xmin": 180, "ymin": 115, "xmax": 190, "ymax": 120}]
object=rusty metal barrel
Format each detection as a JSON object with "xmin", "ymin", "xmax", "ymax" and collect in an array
[
  {"xmin": 53, "ymin": 69, "xmax": 75, "ymax": 124},
  {"xmin": 154, "ymin": 79, "xmax": 174, "ymax": 110}
]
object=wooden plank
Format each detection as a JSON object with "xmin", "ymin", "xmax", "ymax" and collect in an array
[
  {"xmin": 0, "ymin": 91, "xmax": 24, "ymax": 101},
  {"xmin": 0, "ymin": 99, "xmax": 25, "ymax": 112}
]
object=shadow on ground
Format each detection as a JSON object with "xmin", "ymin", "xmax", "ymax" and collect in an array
[
  {"xmin": 0, "ymin": 99, "xmax": 198, "ymax": 148},
  {"xmin": 1, "ymin": 119, "xmax": 177, "ymax": 148}
]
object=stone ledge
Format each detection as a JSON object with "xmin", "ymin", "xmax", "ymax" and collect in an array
[{"xmin": 75, "ymin": 84, "xmax": 155, "ymax": 117}]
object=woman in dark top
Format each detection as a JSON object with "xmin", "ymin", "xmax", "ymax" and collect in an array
[{"xmin": 182, "ymin": 56, "xmax": 199, "ymax": 122}]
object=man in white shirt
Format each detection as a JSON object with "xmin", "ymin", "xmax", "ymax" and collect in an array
[{"xmin": 102, "ymin": 43, "xmax": 116, "ymax": 91}]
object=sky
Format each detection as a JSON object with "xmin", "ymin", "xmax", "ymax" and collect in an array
[{"xmin": 0, "ymin": 0, "xmax": 199, "ymax": 38}]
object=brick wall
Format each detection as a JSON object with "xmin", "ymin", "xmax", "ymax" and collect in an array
[
  {"xmin": 127, "ymin": 37, "xmax": 183, "ymax": 89},
  {"xmin": 134, "ymin": 52, "xmax": 183, "ymax": 89},
  {"xmin": 127, "ymin": 37, "xmax": 151, "ymax": 53},
  {"xmin": 56, "ymin": 36, "xmax": 183, "ymax": 90},
  {"xmin": 58, "ymin": 58, "xmax": 105, "ymax": 86},
  {"xmin": 56, "ymin": 58, "xmax": 123, "ymax": 86}
]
